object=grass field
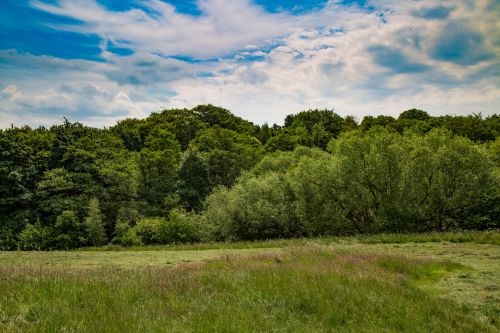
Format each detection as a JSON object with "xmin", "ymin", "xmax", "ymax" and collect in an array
[{"xmin": 0, "ymin": 233, "xmax": 498, "ymax": 332}]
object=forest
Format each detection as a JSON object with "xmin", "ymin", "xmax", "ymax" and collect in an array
[{"xmin": 1, "ymin": 105, "xmax": 499, "ymax": 250}]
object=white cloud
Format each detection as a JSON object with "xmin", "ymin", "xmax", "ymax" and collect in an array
[
  {"xmin": 164, "ymin": 0, "xmax": 499, "ymax": 123},
  {"xmin": 30, "ymin": 0, "xmax": 295, "ymax": 59},
  {"xmin": 0, "ymin": 85, "xmax": 22, "ymax": 100},
  {"xmin": 0, "ymin": 0, "xmax": 498, "ymax": 127}
]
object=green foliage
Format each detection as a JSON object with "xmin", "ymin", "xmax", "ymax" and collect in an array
[
  {"xmin": 84, "ymin": 198, "xmax": 107, "ymax": 246},
  {"xmin": 1, "ymin": 106, "xmax": 499, "ymax": 249},
  {"xmin": 398, "ymin": 129, "xmax": 496, "ymax": 231},
  {"xmin": 266, "ymin": 110, "xmax": 350, "ymax": 151},
  {"xmin": 158, "ymin": 108, "xmax": 207, "ymax": 149},
  {"xmin": 287, "ymin": 152, "xmax": 348, "ymax": 235},
  {"xmin": 134, "ymin": 217, "xmax": 163, "ymax": 245},
  {"xmin": 0, "ymin": 130, "xmax": 34, "ymax": 231},
  {"xmin": 132, "ymin": 211, "xmax": 199, "ymax": 245},
  {"xmin": 431, "ymin": 114, "xmax": 497, "ymax": 142},
  {"xmin": 98, "ymin": 150, "xmax": 139, "ymax": 228},
  {"xmin": 0, "ymin": 227, "xmax": 17, "ymax": 250},
  {"xmin": 328, "ymin": 128, "xmax": 407, "ymax": 231},
  {"xmin": 342, "ymin": 115, "xmax": 358, "ymax": 132},
  {"xmin": 360, "ymin": 115, "xmax": 396, "ymax": 131},
  {"xmin": 53, "ymin": 210, "xmax": 81, "ymax": 249},
  {"xmin": 204, "ymin": 128, "xmax": 499, "ymax": 240},
  {"xmin": 155, "ymin": 209, "xmax": 199, "ymax": 243},
  {"xmin": 204, "ymin": 172, "xmax": 297, "ymax": 241},
  {"xmin": 398, "ymin": 109, "xmax": 431, "ymax": 121},
  {"xmin": 176, "ymin": 151, "xmax": 211, "ymax": 211},
  {"xmin": 191, "ymin": 126, "xmax": 262, "ymax": 188},
  {"xmin": 329, "ymin": 128, "xmax": 498, "ymax": 232},
  {"xmin": 111, "ymin": 118, "xmax": 144, "ymax": 151},
  {"xmin": 256, "ymin": 122, "xmax": 274, "ymax": 144},
  {"xmin": 49, "ymin": 119, "xmax": 92, "ymax": 168},
  {"xmin": 138, "ymin": 126, "xmax": 181, "ymax": 215},
  {"xmin": 264, "ymin": 127, "xmax": 311, "ymax": 152},
  {"xmin": 18, "ymin": 221, "xmax": 51, "ymax": 250},
  {"xmin": 35, "ymin": 168, "xmax": 86, "ymax": 224},
  {"xmin": 112, "ymin": 207, "xmax": 142, "ymax": 246},
  {"xmin": 249, "ymin": 150, "xmax": 296, "ymax": 175},
  {"xmin": 113, "ymin": 222, "xmax": 142, "ymax": 247},
  {"xmin": 487, "ymin": 136, "xmax": 500, "ymax": 167},
  {"xmin": 192, "ymin": 104, "xmax": 256, "ymax": 134},
  {"xmin": 284, "ymin": 109, "xmax": 343, "ymax": 138}
]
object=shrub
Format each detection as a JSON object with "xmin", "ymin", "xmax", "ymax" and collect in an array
[
  {"xmin": 112, "ymin": 207, "xmax": 142, "ymax": 246},
  {"xmin": 134, "ymin": 217, "xmax": 163, "ymax": 245},
  {"xmin": 118, "ymin": 228, "xmax": 143, "ymax": 247},
  {"xmin": 18, "ymin": 221, "xmax": 52, "ymax": 250},
  {"xmin": 155, "ymin": 209, "xmax": 199, "ymax": 244},
  {"xmin": 0, "ymin": 227, "xmax": 16, "ymax": 250},
  {"xmin": 204, "ymin": 172, "xmax": 297, "ymax": 241}
]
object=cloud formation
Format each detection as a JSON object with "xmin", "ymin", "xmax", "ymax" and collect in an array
[
  {"xmin": 30, "ymin": 0, "xmax": 295, "ymax": 59},
  {"xmin": 0, "ymin": 0, "xmax": 498, "ymax": 127}
]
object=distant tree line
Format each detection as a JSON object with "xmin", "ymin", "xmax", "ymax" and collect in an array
[{"xmin": 0, "ymin": 105, "xmax": 499, "ymax": 249}]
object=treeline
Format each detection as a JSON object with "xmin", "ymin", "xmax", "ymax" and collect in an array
[{"xmin": 0, "ymin": 105, "xmax": 499, "ymax": 249}]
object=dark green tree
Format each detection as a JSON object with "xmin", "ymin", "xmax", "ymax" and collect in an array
[
  {"xmin": 398, "ymin": 109, "xmax": 430, "ymax": 121},
  {"xmin": 138, "ymin": 126, "xmax": 181, "ymax": 215},
  {"xmin": 192, "ymin": 104, "xmax": 256, "ymax": 134},
  {"xmin": 264, "ymin": 127, "xmax": 311, "ymax": 152},
  {"xmin": 53, "ymin": 210, "xmax": 81, "ymax": 249},
  {"xmin": 191, "ymin": 127, "xmax": 262, "ymax": 188},
  {"xmin": 0, "ymin": 130, "xmax": 34, "ymax": 233},
  {"xmin": 284, "ymin": 109, "xmax": 343, "ymax": 138},
  {"xmin": 111, "ymin": 118, "xmax": 144, "ymax": 151},
  {"xmin": 176, "ymin": 151, "xmax": 211, "ymax": 211},
  {"xmin": 360, "ymin": 115, "xmax": 396, "ymax": 131}
]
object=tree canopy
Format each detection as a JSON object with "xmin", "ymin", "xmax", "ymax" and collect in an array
[{"xmin": 0, "ymin": 105, "xmax": 498, "ymax": 249}]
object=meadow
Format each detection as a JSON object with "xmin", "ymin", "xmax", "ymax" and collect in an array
[{"xmin": 0, "ymin": 232, "xmax": 498, "ymax": 332}]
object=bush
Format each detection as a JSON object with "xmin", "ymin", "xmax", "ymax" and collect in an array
[
  {"xmin": 133, "ymin": 211, "xmax": 199, "ymax": 245},
  {"xmin": 118, "ymin": 228, "xmax": 143, "ymax": 247},
  {"xmin": 0, "ymin": 227, "xmax": 17, "ymax": 250},
  {"xmin": 18, "ymin": 221, "xmax": 52, "ymax": 250},
  {"xmin": 134, "ymin": 217, "xmax": 163, "ymax": 245},
  {"xmin": 204, "ymin": 172, "xmax": 297, "ymax": 241},
  {"xmin": 112, "ymin": 207, "xmax": 142, "ymax": 246},
  {"xmin": 155, "ymin": 210, "xmax": 199, "ymax": 243}
]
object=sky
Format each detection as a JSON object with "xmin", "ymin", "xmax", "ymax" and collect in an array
[{"xmin": 0, "ymin": 0, "xmax": 499, "ymax": 127}]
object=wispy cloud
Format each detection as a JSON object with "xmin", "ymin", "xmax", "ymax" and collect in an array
[
  {"xmin": 29, "ymin": 0, "xmax": 296, "ymax": 59},
  {"xmin": 0, "ymin": 0, "xmax": 498, "ymax": 127}
]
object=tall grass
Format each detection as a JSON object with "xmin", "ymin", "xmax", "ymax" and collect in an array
[{"xmin": 0, "ymin": 248, "xmax": 495, "ymax": 332}]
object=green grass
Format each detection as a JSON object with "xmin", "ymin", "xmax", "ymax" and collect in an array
[
  {"xmin": 0, "ymin": 233, "xmax": 499, "ymax": 332},
  {"xmin": 0, "ymin": 248, "xmax": 277, "ymax": 269},
  {"xmin": 356, "ymin": 230, "xmax": 500, "ymax": 245},
  {"xmin": 82, "ymin": 230, "xmax": 500, "ymax": 252}
]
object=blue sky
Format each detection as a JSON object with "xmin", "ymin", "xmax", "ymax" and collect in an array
[{"xmin": 0, "ymin": 0, "xmax": 498, "ymax": 127}]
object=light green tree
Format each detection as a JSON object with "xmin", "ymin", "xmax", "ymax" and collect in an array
[
  {"xmin": 112, "ymin": 207, "xmax": 142, "ymax": 246},
  {"xmin": 84, "ymin": 198, "xmax": 107, "ymax": 246}
]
